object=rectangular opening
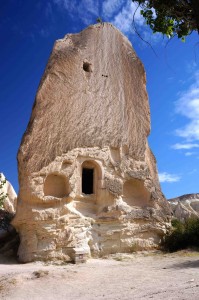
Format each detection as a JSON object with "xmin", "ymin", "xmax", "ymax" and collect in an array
[{"xmin": 82, "ymin": 168, "xmax": 94, "ymax": 194}]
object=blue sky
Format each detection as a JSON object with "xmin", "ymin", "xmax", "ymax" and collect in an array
[{"xmin": 0, "ymin": 0, "xmax": 199, "ymax": 199}]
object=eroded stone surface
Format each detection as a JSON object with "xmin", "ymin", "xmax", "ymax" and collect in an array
[
  {"xmin": 169, "ymin": 194, "xmax": 199, "ymax": 221},
  {"xmin": 13, "ymin": 23, "xmax": 171, "ymax": 262},
  {"xmin": 0, "ymin": 173, "xmax": 17, "ymax": 214}
]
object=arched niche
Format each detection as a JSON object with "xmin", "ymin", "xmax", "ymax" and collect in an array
[
  {"xmin": 44, "ymin": 174, "xmax": 70, "ymax": 198},
  {"xmin": 109, "ymin": 147, "xmax": 121, "ymax": 163},
  {"xmin": 123, "ymin": 179, "xmax": 150, "ymax": 207},
  {"xmin": 81, "ymin": 160, "xmax": 102, "ymax": 195}
]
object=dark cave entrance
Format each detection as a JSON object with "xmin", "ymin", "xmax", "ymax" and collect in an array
[{"xmin": 82, "ymin": 168, "xmax": 94, "ymax": 194}]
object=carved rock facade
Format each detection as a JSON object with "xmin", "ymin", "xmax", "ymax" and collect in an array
[{"xmin": 13, "ymin": 23, "xmax": 171, "ymax": 262}]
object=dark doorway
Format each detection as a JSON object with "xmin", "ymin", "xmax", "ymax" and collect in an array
[{"xmin": 82, "ymin": 168, "xmax": 94, "ymax": 194}]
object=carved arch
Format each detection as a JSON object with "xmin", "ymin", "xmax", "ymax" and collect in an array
[{"xmin": 44, "ymin": 173, "xmax": 70, "ymax": 198}]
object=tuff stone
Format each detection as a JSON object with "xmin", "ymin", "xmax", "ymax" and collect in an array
[
  {"xmin": 13, "ymin": 23, "xmax": 171, "ymax": 263},
  {"xmin": 0, "ymin": 173, "xmax": 17, "ymax": 214},
  {"xmin": 168, "ymin": 193, "xmax": 199, "ymax": 222}
]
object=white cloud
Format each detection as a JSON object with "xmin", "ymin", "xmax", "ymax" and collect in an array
[
  {"xmin": 141, "ymin": 29, "xmax": 162, "ymax": 44},
  {"xmin": 185, "ymin": 152, "xmax": 194, "ymax": 156},
  {"xmin": 53, "ymin": 0, "xmax": 75, "ymax": 12},
  {"xmin": 102, "ymin": 0, "xmax": 126, "ymax": 18},
  {"xmin": 110, "ymin": 1, "xmax": 162, "ymax": 45},
  {"xmin": 113, "ymin": 1, "xmax": 144, "ymax": 34},
  {"xmin": 171, "ymin": 143, "xmax": 199, "ymax": 150},
  {"xmin": 52, "ymin": 0, "xmax": 162, "ymax": 44},
  {"xmin": 186, "ymin": 60, "xmax": 198, "ymax": 74},
  {"xmin": 40, "ymin": 28, "xmax": 50, "ymax": 38},
  {"xmin": 176, "ymin": 120, "xmax": 199, "ymax": 140},
  {"xmin": 159, "ymin": 172, "xmax": 181, "ymax": 183},
  {"xmin": 53, "ymin": 0, "xmax": 99, "ymax": 25},
  {"xmin": 188, "ymin": 168, "xmax": 198, "ymax": 174},
  {"xmin": 175, "ymin": 71, "xmax": 199, "ymax": 141},
  {"xmin": 53, "ymin": 0, "xmax": 143, "ymax": 35},
  {"xmin": 83, "ymin": 0, "xmax": 99, "ymax": 15},
  {"xmin": 45, "ymin": 2, "xmax": 53, "ymax": 18}
]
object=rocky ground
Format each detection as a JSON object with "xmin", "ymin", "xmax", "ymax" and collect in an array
[{"xmin": 0, "ymin": 251, "xmax": 199, "ymax": 300}]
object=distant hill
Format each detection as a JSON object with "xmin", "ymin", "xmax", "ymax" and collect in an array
[{"xmin": 168, "ymin": 194, "xmax": 199, "ymax": 221}]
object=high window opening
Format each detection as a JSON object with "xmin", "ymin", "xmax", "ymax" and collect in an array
[
  {"xmin": 83, "ymin": 62, "xmax": 92, "ymax": 72},
  {"xmin": 82, "ymin": 168, "xmax": 94, "ymax": 194}
]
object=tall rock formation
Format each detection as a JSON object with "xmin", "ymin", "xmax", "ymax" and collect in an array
[{"xmin": 13, "ymin": 23, "xmax": 171, "ymax": 262}]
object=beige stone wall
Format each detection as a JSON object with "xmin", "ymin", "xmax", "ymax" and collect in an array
[
  {"xmin": 13, "ymin": 23, "xmax": 171, "ymax": 262},
  {"xmin": 13, "ymin": 146, "xmax": 171, "ymax": 262}
]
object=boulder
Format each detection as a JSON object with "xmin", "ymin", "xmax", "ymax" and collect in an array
[{"xmin": 13, "ymin": 23, "xmax": 171, "ymax": 263}]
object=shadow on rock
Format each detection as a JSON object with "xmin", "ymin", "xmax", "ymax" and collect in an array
[{"xmin": 0, "ymin": 209, "xmax": 20, "ymax": 263}]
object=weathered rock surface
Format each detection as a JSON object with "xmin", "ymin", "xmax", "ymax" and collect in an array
[
  {"xmin": 0, "ymin": 209, "xmax": 19, "ymax": 257},
  {"xmin": 0, "ymin": 173, "xmax": 17, "ymax": 214},
  {"xmin": 13, "ymin": 23, "xmax": 171, "ymax": 263},
  {"xmin": 0, "ymin": 174, "xmax": 18, "ymax": 258},
  {"xmin": 168, "ymin": 193, "xmax": 199, "ymax": 221}
]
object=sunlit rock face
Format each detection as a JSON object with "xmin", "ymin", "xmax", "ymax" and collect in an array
[
  {"xmin": 0, "ymin": 173, "xmax": 17, "ymax": 214},
  {"xmin": 169, "ymin": 194, "xmax": 199, "ymax": 222},
  {"xmin": 13, "ymin": 23, "xmax": 171, "ymax": 263},
  {"xmin": 0, "ymin": 173, "xmax": 18, "ymax": 252}
]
